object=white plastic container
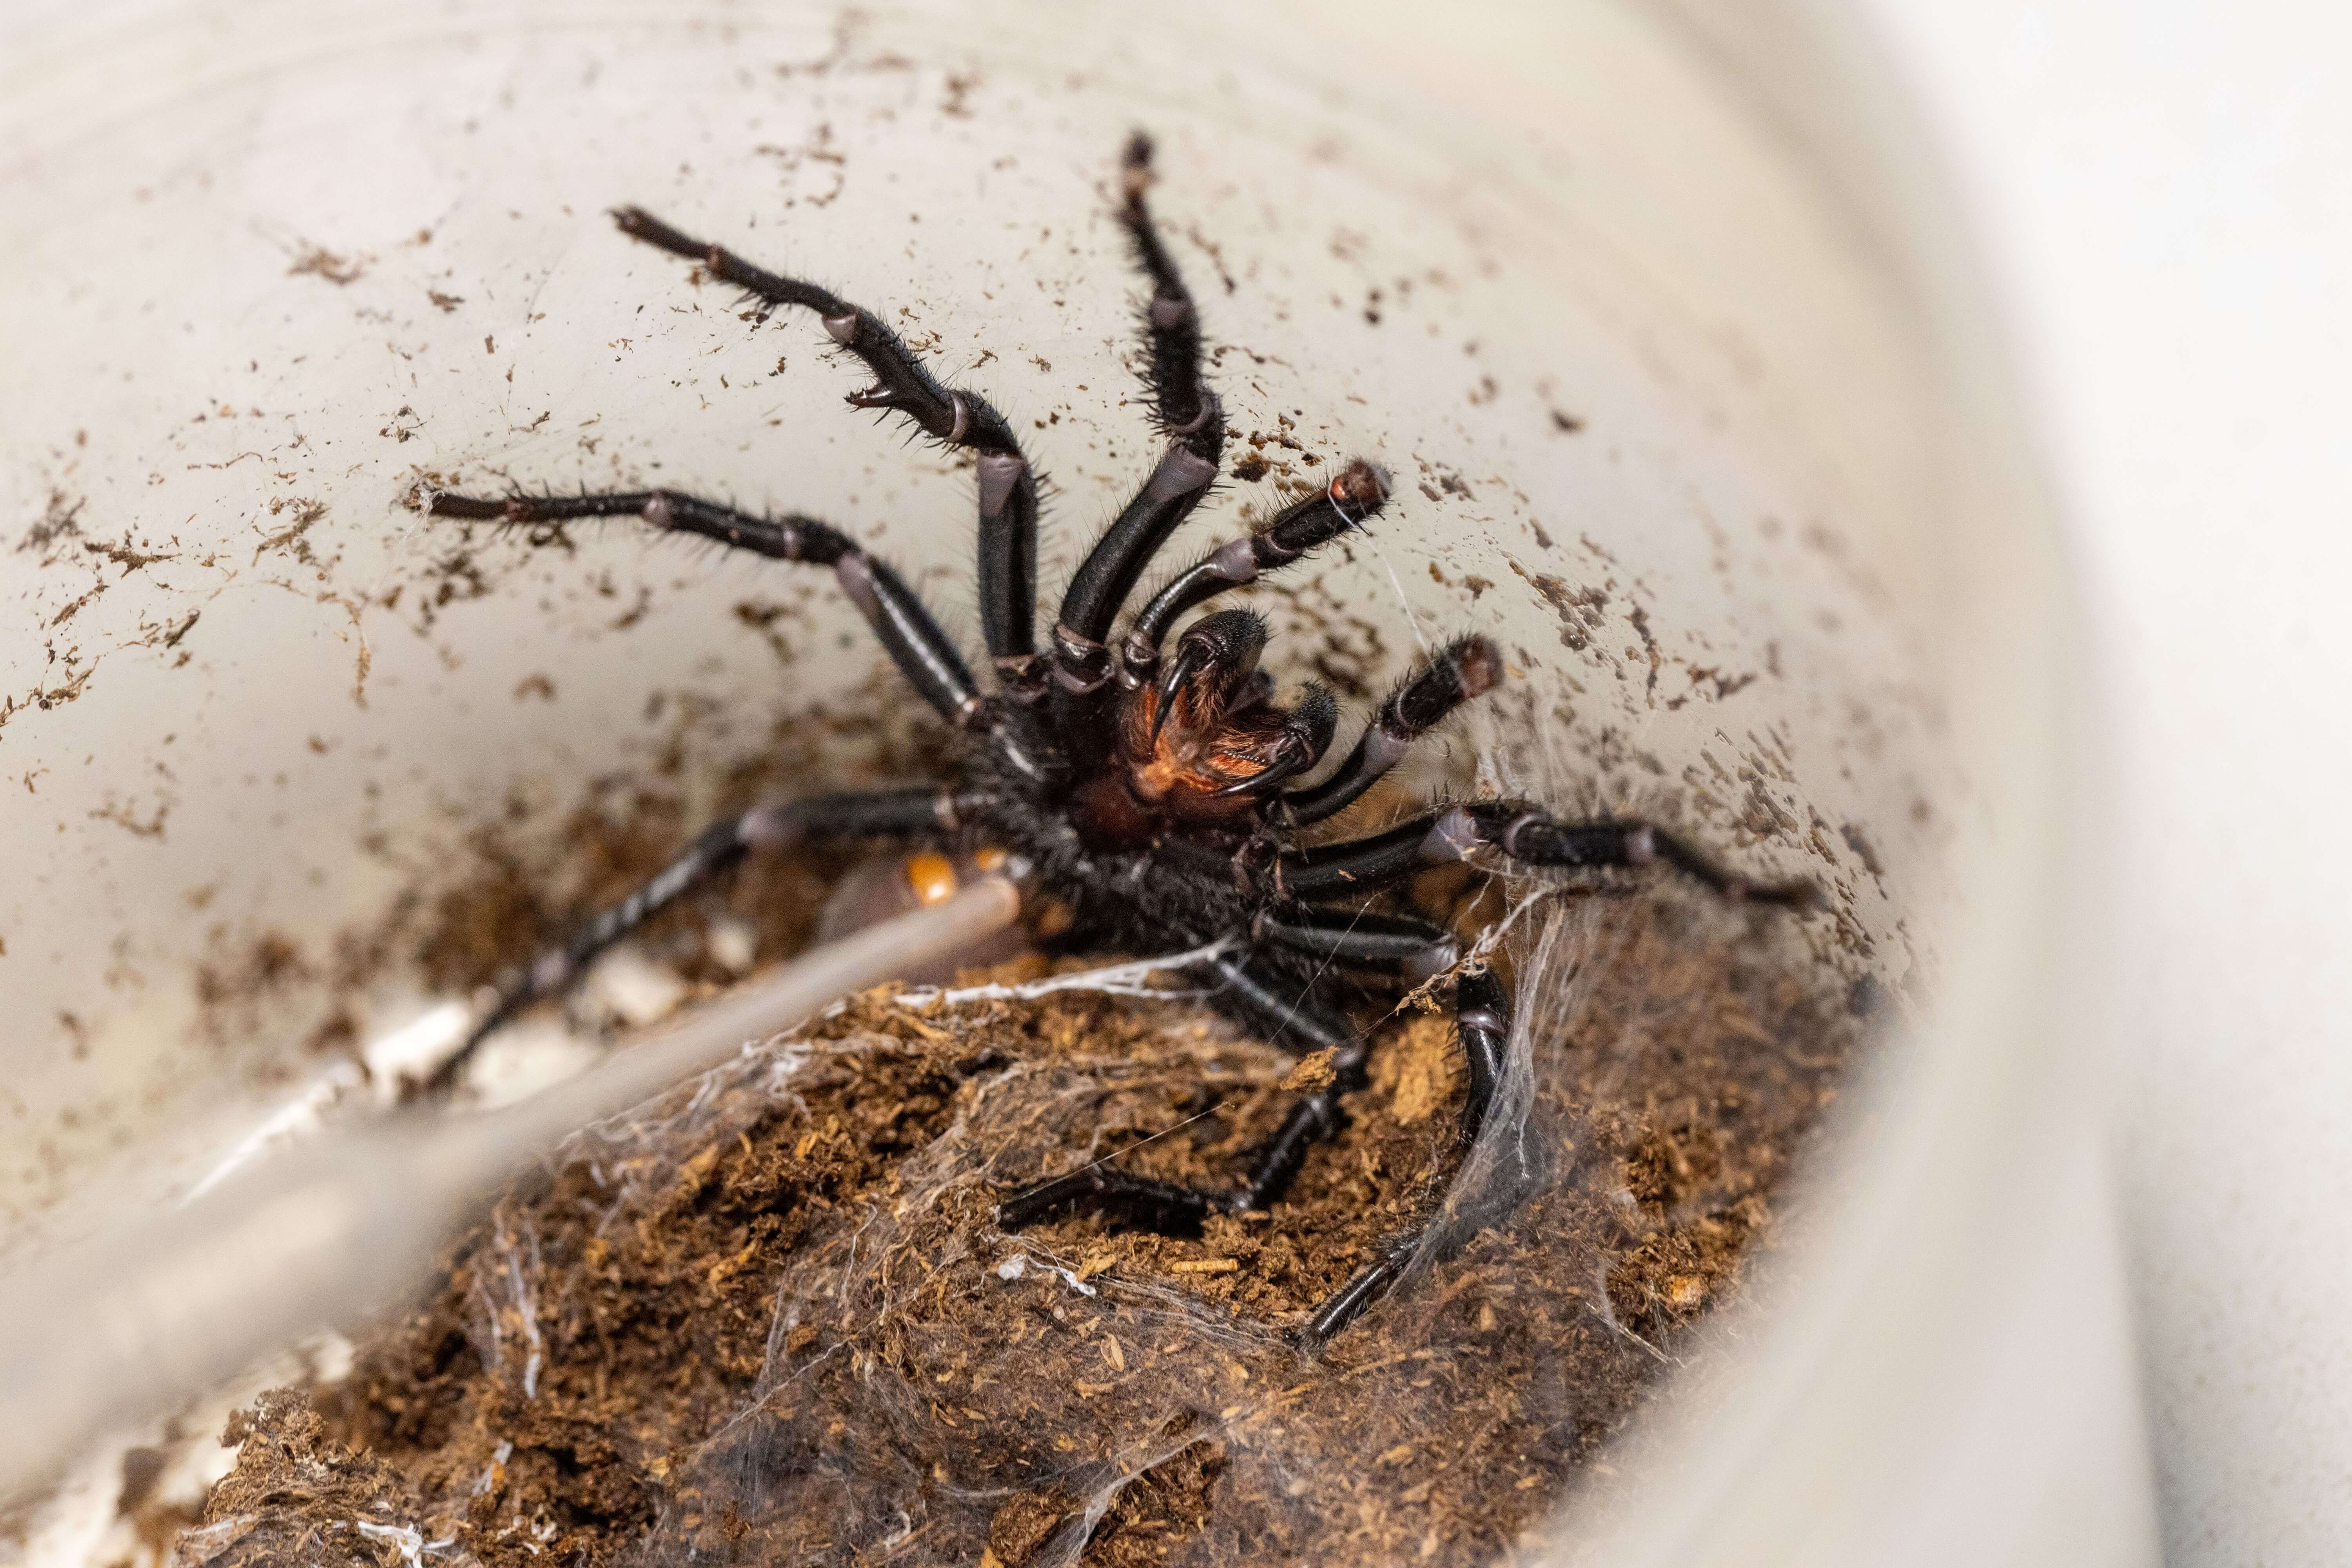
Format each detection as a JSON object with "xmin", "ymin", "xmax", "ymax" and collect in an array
[{"xmin": 0, "ymin": 0, "xmax": 2152, "ymax": 1561}]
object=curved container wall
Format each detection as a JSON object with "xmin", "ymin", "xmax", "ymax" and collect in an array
[{"xmin": 0, "ymin": 1, "xmax": 2149, "ymax": 1561}]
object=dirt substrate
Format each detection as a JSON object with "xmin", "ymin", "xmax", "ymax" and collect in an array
[{"xmin": 171, "ymin": 884, "xmax": 1863, "ymax": 1568}]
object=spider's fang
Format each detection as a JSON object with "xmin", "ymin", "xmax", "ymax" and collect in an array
[
  {"xmin": 1207, "ymin": 688, "xmax": 1336, "ymax": 798},
  {"xmin": 1149, "ymin": 642, "xmax": 1207, "ymax": 744},
  {"xmin": 1205, "ymin": 760, "xmax": 1284, "ymax": 798},
  {"xmin": 1151, "ymin": 609, "xmax": 1267, "ymax": 748}
]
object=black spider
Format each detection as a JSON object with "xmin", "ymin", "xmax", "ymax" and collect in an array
[{"xmin": 422, "ymin": 133, "xmax": 1813, "ymax": 1349}]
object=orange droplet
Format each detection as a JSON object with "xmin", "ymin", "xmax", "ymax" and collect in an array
[
  {"xmin": 973, "ymin": 845, "xmax": 1009, "ymax": 873},
  {"xmin": 904, "ymin": 851, "xmax": 958, "ymax": 906}
]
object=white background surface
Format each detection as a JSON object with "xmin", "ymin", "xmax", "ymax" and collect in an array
[{"xmin": 1858, "ymin": 3, "xmax": 2352, "ymax": 1561}]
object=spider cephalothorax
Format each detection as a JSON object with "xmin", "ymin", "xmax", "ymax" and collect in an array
[{"xmin": 423, "ymin": 133, "xmax": 1811, "ymax": 1347}]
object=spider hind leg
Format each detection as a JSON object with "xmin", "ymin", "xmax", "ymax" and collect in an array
[
  {"xmin": 1296, "ymin": 968, "xmax": 1511, "ymax": 1349},
  {"xmin": 1277, "ymin": 801, "xmax": 1819, "ymax": 907},
  {"xmin": 425, "ymin": 787, "xmax": 965, "ymax": 1093},
  {"xmin": 995, "ymin": 940, "xmax": 1510, "ymax": 1353},
  {"xmin": 994, "ymin": 953, "xmax": 1358, "ymax": 1232}
]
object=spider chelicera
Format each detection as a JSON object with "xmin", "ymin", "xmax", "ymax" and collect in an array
[{"xmin": 422, "ymin": 133, "xmax": 1813, "ymax": 1348}]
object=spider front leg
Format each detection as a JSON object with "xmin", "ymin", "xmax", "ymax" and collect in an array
[
  {"xmin": 1045, "ymin": 134, "xmax": 1232, "ymax": 750},
  {"xmin": 1281, "ymin": 635, "xmax": 1503, "ymax": 826},
  {"xmin": 425, "ymin": 488, "xmax": 986, "ymax": 728},
  {"xmin": 611, "ymin": 206, "xmax": 1046, "ymax": 699},
  {"xmin": 427, "ymin": 787, "xmax": 974, "ymax": 1093},
  {"xmin": 1117, "ymin": 459, "xmax": 1393, "ymax": 692},
  {"xmin": 1277, "ymin": 802, "xmax": 1819, "ymax": 907},
  {"xmin": 1114, "ymin": 131, "xmax": 1219, "ymax": 454},
  {"xmin": 1247, "ymin": 902, "xmax": 1462, "ymax": 983}
]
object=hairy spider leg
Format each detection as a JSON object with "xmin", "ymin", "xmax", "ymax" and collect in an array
[
  {"xmin": 1281, "ymin": 634, "xmax": 1505, "ymax": 826},
  {"xmin": 1297, "ymin": 967, "xmax": 1512, "ymax": 1349},
  {"xmin": 996, "ymin": 952, "xmax": 1516, "ymax": 1352},
  {"xmin": 1276, "ymin": 801, "xmax": 1820, "ymax": 907},
  {"xmin": 1249, "ymin": 903, "xmax": 1462, "ymax": 982},
  {"xmin": 995, "ymin": 952, "xmax": 1359, "ymax": 1232},
  {"xmin": 1047, "ymin": 446, "xmax": 1220, "ymax": 719},
  {"xmin": 1118, "ymin": 460, "xmax": 1393, "ymax": 692},
  {"xmin": 1197, "ymin": 949, "xmax": 1358, "ymax": 1053},
  {"xmin": 1199, "ymin": 952, "xmax": 1373, "ymax": 1211},
  {"xmin": 423, "ymin": 787, "xmax": 971, "ymax": 1092},
  {"xmin": 1114, "ymin": 131, "xmax": 1220, "ymax": 458},
  {"xmin": 610, "ymin": 206, "xmax": 1047, "ymax": 701},
  {"xmin": 405, "ymin": 137, "xmax": 1817, "ymax": 1357},
  {"xmin": 425, "ymin": 490, "xmax": 984, "ymax": 729},
  {"xmin": 1047, "ymin": 134, "xmax": 1230, "ymax": 751}
]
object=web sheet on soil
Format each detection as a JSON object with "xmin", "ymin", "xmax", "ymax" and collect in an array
[{"xmin": 179, "ymin": 868, "xmax": 1855, "ymax": 1568}]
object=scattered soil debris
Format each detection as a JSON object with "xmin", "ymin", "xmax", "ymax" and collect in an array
[
  {"xmin": 252, "ymin": 498, "xmax": 328, "ymax": 566},
  {"xmin": 287, "ymin": 245, "xmax": 368, "ymax": 286},
  {"xmin": 20, "ymin": 489, "xmax": 85, "ymax": 558}
]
